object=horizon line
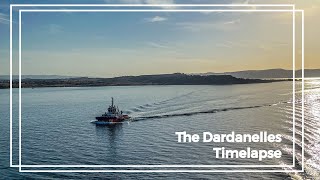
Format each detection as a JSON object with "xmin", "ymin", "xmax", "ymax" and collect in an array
[{"xmin": 1, "ymin": 68, "xmax": 318, "ymax": 78}]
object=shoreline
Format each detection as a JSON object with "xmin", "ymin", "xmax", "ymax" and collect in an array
[
  {"xmin": 0, "ymin": 80, "xmax": 286, "ymax": 89},
  {"xmin": 0, "ymin": 73, "xmax": 288, "ymax": 89}
]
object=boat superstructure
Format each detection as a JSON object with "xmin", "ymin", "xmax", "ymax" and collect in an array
[{"xmin": 94, "ymin": 97, "xmax": 129, "ymax": 125}]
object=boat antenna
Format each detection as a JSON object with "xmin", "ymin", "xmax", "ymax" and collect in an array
[{"xmin": 111, "ymin": 97, "xmax": 114, "ymax": 107}]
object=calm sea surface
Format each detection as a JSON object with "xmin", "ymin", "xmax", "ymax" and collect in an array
[{"xmin": 0, "ymin": 80, "xmax": 319, "ymax": 179}]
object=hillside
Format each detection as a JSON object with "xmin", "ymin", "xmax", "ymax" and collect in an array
[{"xmin": 0, "ymin": 73, "xmax": 280, "ymax": 89}]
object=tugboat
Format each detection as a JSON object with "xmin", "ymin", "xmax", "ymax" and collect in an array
[{"xmin": 94, "ymin": 97, "xmax": 130, "ymax": 125}]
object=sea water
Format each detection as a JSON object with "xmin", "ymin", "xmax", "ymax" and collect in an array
[{"xmin": 0, "ymin": 80, "xmax": 319, "ymax": 179}]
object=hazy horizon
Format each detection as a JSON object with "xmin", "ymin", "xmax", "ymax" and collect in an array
[
  {"xmin": 1, "ymin": 68, "xmax": 319, "ymax": 79},
  {"xmin": 2, "ymin": 68, "xmax": 315, "ymax": 78}
]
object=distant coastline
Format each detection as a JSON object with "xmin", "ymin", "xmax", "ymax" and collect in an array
[
  {"xmin": 0, "ymin": 73, "xmax": 284, "ymax": 89},
  {"xmin": 194, "ymin": 68, "xmax": 320, "ymax": 79}
]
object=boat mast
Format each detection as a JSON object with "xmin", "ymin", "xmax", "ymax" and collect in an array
[{"xmin": 111, "ymin": 97, "xmax": 114, "ymax": 107}]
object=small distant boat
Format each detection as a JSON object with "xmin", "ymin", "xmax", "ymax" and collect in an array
[{"xmin": 93, "ymin": 97, "xmax": 130, "ymax": 125}]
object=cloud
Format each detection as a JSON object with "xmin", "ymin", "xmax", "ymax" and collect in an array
[
  {"xmin": 47, "ymin": 24, "xmax": 63, "ymax": 34},
  {"xmin": 146, "ymin": 16, "xmax": 167, "ymax": 22},
  {"xmin": 176, "ymin": 19, "xmax": 241, "ymax": 32},
  {"xmin": 215, "ymin": 40, "xmax": 247, "ymax": 49},
  {"xmin": 231, "ymin": 0, "xmax": 256, "ymax": 11},
  {"xmin": 114, "ymin": 0, "xmax": 144, "ymax": 3},
  {"xmin": 144, "ymin": 0, "xmax": 175, "ymax": 5},
  {"xmin": 145, "ymin": 41, "xmax": 182, "ymax": 56},
  {"xmin": 215, "ymin": 40, "xmax": 289, "ymax": 51},
  {"xmin": 144, "ymin": 0, "xmax": 176, "ymax": 9},
  {"xmin": 0, "ymin": 13, "xmax": 10, "ymax": 24},
  {"xmin": 258, "ymin": 44, "xmax": 269, "ymax": 51},
  {"xmin": 147, "ymin": 42, "xmax": 170, "ymax": 48},
  {"xmin": 199, "ymin": 11, "xmax": 225, "ymax": 15},
  {"xmin": 115, "ymin": 0, "xmax": 175, "ymax": 4},
  {"xmin": 223, "ymin": 19, "xmax": 241, "ymax": 25},
  {"xmin": 105, "ymin": 0, "xmax": 176, "ymax": 9},
  {"xmin": 215, "ymin": 43, "xmax": 232, "ymax": 48},
  {"xmin": 232, "ymin": 0, "xmax": 253, "ymax": 4},
  {"xmin": 224, "ymin": 40, "xmax": 246, "ymax": 47}
]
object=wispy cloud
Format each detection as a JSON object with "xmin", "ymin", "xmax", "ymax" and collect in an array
[
  {"xmin": 145, "ymin": 16, "xmax": 167, "ymax": 22},
  {"xmin": 223, "ymin": 19, "xmax": 241, "ymax": 25},
  {"xmin": 115, "ymin": 0, "xmax": 175, "ymax": 4},
  {"xmin": 147, "ymin": 42, "xmax": 170, "ymax": 48},
  {"xmin": 111, "ymin": 0, "xmax": 144, "ymax": 3},
  {"xmin": 176, "ymin": 19, "xmax": 241, "ymax": 32},
  {"xmin": 144, "ymin": 0, "xmax": 175, "ymax": 5},
  {"xmin": 215, "ymin": 40, "xmax": 289, "ymax": 51},
  {"xmin": 215, "ymin": 40, "xmax": 246, "ymax": 49},
  {"xmin": 105, "ymin": 0, "xmax": 176, "ymax": 9},
  {"xmin": 232, "ymin": 0, "xmax": 252, "ymax": 4},
  {"xmin": 225, "ymin": 40, "xmax": 246, "ymax": 47},
  {"xmin": 145, "ymin": 41, "xmax": 182, "ymax": 56},
  {"xmin": 258, "ymin": 44, "xmax": 269, "ymax": 51},
  {"xmin": 231, "ymin": 0, "xmax": 256, "ymax": 11},
  {"xmin": 257, "ymin": 41, "xmax": 290, "ymax": 51},
  {"xmin": 215, "ymin": 43, "xmax": 232, "ymax": 48},
  {"xmin": 0, "ymin": 13, "xmax": 10, "ymax": 24},
  {"xmin": 200, "ymin": 11, "xmax": 224, "ymax": 15},
  {"xmin": 47, "ymin": 24, "xmax": 63, "ymax": 34}
]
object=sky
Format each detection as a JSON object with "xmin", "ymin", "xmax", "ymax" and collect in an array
[{"xmin": 0, "ymin": 0, "xmax": 319, "ymax": 77}]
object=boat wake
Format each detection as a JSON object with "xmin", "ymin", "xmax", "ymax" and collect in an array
[
  {"xmin": 127, "ymin": 88, "xmax": 291, "ymax": 121},
  {"xmin": 131, "ymin": 104, "xmax": 274, "ymax": 121},
  {"xmin": 128, "ymin": 90, "xmax": 197, "ymax": 113}
]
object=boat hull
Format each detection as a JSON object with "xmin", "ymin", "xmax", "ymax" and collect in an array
[
  {"xmin": 92, "ymin": 121, "xmax": 120, "ymax": 125},
  {"xmin": 95, "ymin": 116, "xmax": 126, "ymax": 121},
  {"xmin": 94, "ymin": 115, "xmax": 130, "ymax": 125}
]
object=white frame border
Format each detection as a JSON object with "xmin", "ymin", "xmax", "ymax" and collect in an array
[{"xmin": 9, "ymin": 4, "xmax": 304, "ymax": 173}]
